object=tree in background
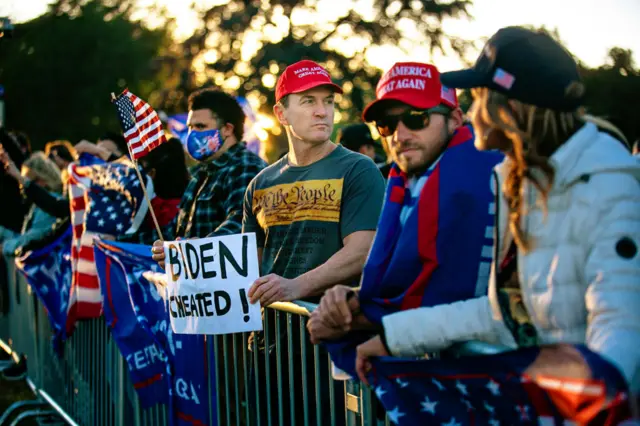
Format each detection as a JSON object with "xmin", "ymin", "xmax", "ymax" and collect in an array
[
  {"xmin": 582, "ymin": 47, "xmax": 640, "ymax": 145},
  {"xmin": 158, "ymin": 0, "xmax": 474, "ymax": 160},
  {"xmin": 527, "ymin": 26, "xmax": 640, "ymax": 146},
  {"xmin": 0, "ymin": 0, "xmax": 171, "ymax": 149}
]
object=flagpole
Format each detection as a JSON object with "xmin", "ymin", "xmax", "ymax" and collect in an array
[{"xmin": 111, "ymin": 92, "xmax": 165, "ymax": 243}]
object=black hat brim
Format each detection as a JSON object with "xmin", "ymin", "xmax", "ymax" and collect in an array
[{"xmin": 440, "ymin": 68, "xmax": 489, "ymax": 90}]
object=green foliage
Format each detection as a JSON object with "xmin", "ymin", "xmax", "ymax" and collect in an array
[
  {"xmin": 0, "ymin": 0, "xmax": 170, "ymax": 148},
  {"xmin": 159, "ymin": 0, "xmax": 474, "ymax": 160},
  {"xmin": 582, "ymin": 48, "xmax": 640, "ymax": 143}
]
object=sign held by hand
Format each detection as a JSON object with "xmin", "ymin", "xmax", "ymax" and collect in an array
[{"xmin": 164, "ymin": 233, "xmax": 262, "ymax": 335}]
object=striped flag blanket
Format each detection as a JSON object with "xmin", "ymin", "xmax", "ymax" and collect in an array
[{"xmin": 66, "ymin": 155, "xmax": 153, "ymax": 333}]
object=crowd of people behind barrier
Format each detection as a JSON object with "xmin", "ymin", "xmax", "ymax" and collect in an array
[{"xmin": 1, "ymin": 25, "xmax": 639, "ymax": 425}]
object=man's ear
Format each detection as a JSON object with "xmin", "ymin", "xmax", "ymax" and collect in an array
[
  {"xmin": 273, "ymin": 103, "xmax": 289, "ymax": 126},
  {"xmin": 448, "ymin": 108, "xmax": 464, "ymax": 134},
  {"xmin": 221, "ymin": 123, "xmax": 235, "ymax": 140}
]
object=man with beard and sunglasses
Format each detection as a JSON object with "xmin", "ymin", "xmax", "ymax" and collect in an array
[{"xmin": 308, "ymin": 62, "xmax": 503, "ymax": 379}]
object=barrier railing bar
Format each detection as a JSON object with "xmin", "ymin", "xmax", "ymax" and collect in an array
[
  {"xmin": 299, "ymin": 316, "xmax": 310, "ymax": 426},
  {"xmin": 313, "ymin": 344, "xmax": 322, "ymax": 426}
]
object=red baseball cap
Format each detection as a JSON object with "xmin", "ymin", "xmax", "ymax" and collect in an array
[
  {"xmin": 275, "ymin": 60, "xmax": 343, "ymax": 102},
  {"xmin": 362, "ymin": 62, "xmax": 458, "ymax": 122}
]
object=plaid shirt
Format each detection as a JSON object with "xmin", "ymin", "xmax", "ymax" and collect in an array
[{"xmin": 124, "ymin": 143, "xmax": 266, "ymax": 244}]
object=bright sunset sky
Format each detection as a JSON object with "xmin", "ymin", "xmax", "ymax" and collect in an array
[{"xmin": 2, "ymin": 0, "xmax": 639, "ymax": 73}]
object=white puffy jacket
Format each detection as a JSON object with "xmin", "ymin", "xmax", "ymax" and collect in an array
[{"xmin": 382, "ymin": 123, "xmax": 640, "ymax": 392}]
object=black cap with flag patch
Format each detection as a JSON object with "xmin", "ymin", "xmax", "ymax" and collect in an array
[{"xmin": 441, "ymin": 26, "xmax": 584, "ymax": 111}]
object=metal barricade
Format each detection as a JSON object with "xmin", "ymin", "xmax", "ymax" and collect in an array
[
  {"xmin": 0, "ymin": 264, "xmax": 387, "ymax": 425},
  {"xmin": 0, "ymin": 262, "xmax": 507, "ymax": 426}
]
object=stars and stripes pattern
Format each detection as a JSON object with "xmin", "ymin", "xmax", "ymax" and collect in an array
[
  {"xmin": 368, "ymin": 345, "xmax": 632, "ymax": 425},
  {"xmin": 114, "ymin": 89, "xmax": 167, "ymax": 160},
  {"xmin": 492, "ymin": 68, "xmax": 516, "ymax": 90},
  {"xmin": 67, "ymin": 159, "xmax": 152, "ymax": 333}
]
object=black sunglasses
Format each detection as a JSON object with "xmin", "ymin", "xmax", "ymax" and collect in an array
[{"xmin": 375, "ymin": 105, "xmax": 451, "ymax": 137}]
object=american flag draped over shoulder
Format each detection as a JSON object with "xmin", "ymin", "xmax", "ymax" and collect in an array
[
  {"xmin": 325, "ymin": 126, "xmax": 503, "ymax": 377},
  {"xmin": 67, "ymin": 158, "xmax": 153, "ymax": 333},
  {"xmin": 368, "ymin": 345, "xmax": 633, "ymax": 425},
  {"xmin": 114, "ymin": 89, "xmax": 167, "ymax": 160}
]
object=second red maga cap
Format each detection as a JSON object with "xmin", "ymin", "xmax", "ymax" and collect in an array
[
  {"xmin": 362, "ymin": 62, "xmax": 458, "ymax": 122},
  {"xmin": 275, "ymin": 60, "xmax": 343, "ymax": 102}
]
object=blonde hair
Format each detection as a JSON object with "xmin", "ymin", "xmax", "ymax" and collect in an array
[
  {"xmin": 22, "ymin": 152, "xmax": 63, "ymax": 193},
  {"xmin": 472, "ymin": 86, "xmax": 627, "ymax": 252}
]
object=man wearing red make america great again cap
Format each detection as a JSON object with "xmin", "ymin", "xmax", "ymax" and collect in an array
[
  {"xmin": 308, "ymin": 62, "xmax": 504, "ymax": 382},
  {"xmin": 242, "ymin": 59, "xmax": 385, "ymax": 425}
]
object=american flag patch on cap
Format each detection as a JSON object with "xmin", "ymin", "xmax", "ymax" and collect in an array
[{"xmin": 493, "ymin": 68, "xmax": 515, "ymax": 90}]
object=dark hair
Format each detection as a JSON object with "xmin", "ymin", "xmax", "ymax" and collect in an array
[
  {"xmin": 336, "ymin": 123, "xmax": 375, "ymax": 152},
  {"xmin": 142, "ymin": 137, "xmax": 189, "ymax": 199},
  {"xmin": 99, "ymin": 131, "xmax": 128, "ymax": 156},
  {"xmin": 9, "ymin": 131, "xmax": 31, "ymax": 155},
  {"xmin": 45, "ymin": 140, "xmax": 77, "ymax": 163},
  {"xmin": 188, "ymin": 89, "xmax": 246, "ymax": 141}
]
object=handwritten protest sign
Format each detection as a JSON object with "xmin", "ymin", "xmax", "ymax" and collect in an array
[{"xmin": 163, "ymin": 233, "xmax": 262, "ymax": 335}]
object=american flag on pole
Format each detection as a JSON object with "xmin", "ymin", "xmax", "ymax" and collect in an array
[
  {"xmin": 368, "ymin": 345, "xmax": 633, "ymax": 425},
  {"xmin": 67, "ymin": 157, "xmax": 153, "ymax": 333},
  {"xmin": 114, "ymin": 89, "xmax": 167, "ymax": 160}
]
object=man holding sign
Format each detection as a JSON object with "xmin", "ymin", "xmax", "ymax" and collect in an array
[
  {"xmin": 242, "ymin": 60, "xmax": 385, "ymax": 425},
  {"xmin": 163, "ymin": 233, "xmax": 262, "ymax": 335}
]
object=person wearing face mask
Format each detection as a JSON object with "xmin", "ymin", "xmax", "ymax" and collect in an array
[{"xmin": 149, "ymin": 89, "xmax": 267, "ymax": 259}]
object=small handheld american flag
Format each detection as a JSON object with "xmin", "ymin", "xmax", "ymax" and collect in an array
[{"xmin": 113, "ymin": 89, "xmax": 167, "ymax": 160}]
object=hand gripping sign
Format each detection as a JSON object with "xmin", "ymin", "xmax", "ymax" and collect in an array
[{"xmin": 163, "ymin": 233, "xmax": 263, "ymax": 335}]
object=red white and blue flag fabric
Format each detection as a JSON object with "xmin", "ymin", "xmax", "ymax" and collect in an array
[
  {"xmin": 114, "ymin": 89, "xmax": 167, "ymax": 160},
  {"xmin": 67, "ymin": 155, "xmax": 152, "ymax": 333},
  {"xmin": 94, "ymin": 239, "xmax": 214, "ymax": 426},
  {"xmin": 14, "ymin": 225, "xmax": 73, "ymax": 355},
  {"xmin": 325, "ymin": 125, "xmax": 504, "ymax": 377},
  {"xmin": 367, "ymin": 345, "xmax": 633, "ymax": 425},
  {"xmin": 94, "ymin": 240, "xmax": 169, "ymax": 409}
]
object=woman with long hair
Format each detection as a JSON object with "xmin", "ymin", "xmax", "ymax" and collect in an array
[{"xmin": 354, "ymin": 27, "xmax": 640, "ymax": 423}]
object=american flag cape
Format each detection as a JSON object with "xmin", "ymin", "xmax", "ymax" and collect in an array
[
  {"xmin": 94, "ymin": 239, "xmax": 214, "ymax": 426},
  {"xmin": 367, "ymin": 345, "xmax": 633, "ymax": 425},
  {"xmin": 325, "ymin": 126, "xmax": 504, "ymax": 377},
  {"xmin": 114, "ymin": 89, "xmax": 167, "ymax": 160},
  {"xmin": 67, "ymin": 156, "xmax": 153, "ymax": 333},
  {"xmin": 14, "ymin": 224, "xmax": 73, "ymax": 355}
]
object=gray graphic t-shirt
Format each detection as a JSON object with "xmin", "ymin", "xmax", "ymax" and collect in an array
[{"xmin": 243, "ymin": 145, "xmax": 385, "ymax": 301}]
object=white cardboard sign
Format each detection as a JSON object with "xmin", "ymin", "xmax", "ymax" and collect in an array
[{"xmin": 163, "ymin": 233, "xmax": 262, "ymax": 335}]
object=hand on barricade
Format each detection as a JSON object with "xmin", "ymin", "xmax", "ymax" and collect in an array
[
  {"xmin": 316, "ymin": 285, "xmax": 359, "ymax": 330},
  {"xmin": 248, "ymin": 274, "xmax": 302, "ymax": 306},
  {"xmin": 307, "ymin": 312, "xmax": 348, "ymax": 344},
  {"xmin": 151, "ymin": 239, "xmax": 165, "ymax": 269},
  {"xmin": 355, "ymin": 335, "xmax": 389, "ymax": 385}
]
